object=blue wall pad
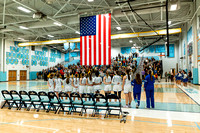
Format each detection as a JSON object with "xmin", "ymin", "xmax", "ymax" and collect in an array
[
  {"xmin": 0, "ymin": 71, "xmax": 7, "ymax": 82},
  {"xmin": 30, "ymin": 71, "xmax": 38, "ymax": 80},
  {"xmin": 193, "ymin": 68, "xmax": 198, "ymax": 84}
]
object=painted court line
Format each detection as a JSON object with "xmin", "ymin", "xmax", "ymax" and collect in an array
[
  {"xmin": 195, "ymin": 122, "xmax": 200, "ymax": 130},
  {"xmin": 0, "ymin": 117, "xmax": 198, "ymax": 129}
]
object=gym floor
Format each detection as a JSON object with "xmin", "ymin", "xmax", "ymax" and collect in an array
[{"xmin": 0, "ymin": 81, "xmax": 200, "ymax": 133}]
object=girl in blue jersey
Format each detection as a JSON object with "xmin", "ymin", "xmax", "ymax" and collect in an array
[
  {"xmin": 144, "ymin": 70, "xmax": 155, "ymax": 109},
  {"xmin": 131, "ymin": 73, "xmax": 142, "ymax": 109}
]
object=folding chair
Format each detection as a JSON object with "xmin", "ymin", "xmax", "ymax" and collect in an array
[
  {"xmin": 27, "ymin": 91, "xmax": 41, "ymax": 111},
  {"xmin": 9, "ymin": 90, "xmax": 22, "ymax": 110},
  {"xmin": 82, "ymin": 93, "xmax": 95, "ymax": 116},
  {"xmin": 106, "ymin": 94, "xmax": 122, "ymax": 118},
  {"xmin": 46, "ymin": 92, "xmax": 60, "ymax": 113},
  {"xmin": 57, "ymin": 92, "xmax": 72, "ymax": 114},
  {"xmin": 18, "ymin": 91, "xmax": 31, "ymax": 110},
  {"xmin": 93, "ymin": 94, "xmax": 108, "ymax": 117},
  {"xmin": 38, "ymin": 91, "xmax": 50, "ymax": 112},
  {"xmin": 1, "ymin": 90, "xmax": 12, "ymax": 109},
  {"xmin": 70, "ymin": 93, "xmax": 83, "ymax": 115}
]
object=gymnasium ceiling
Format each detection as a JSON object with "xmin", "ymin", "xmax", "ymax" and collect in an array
[{"xmin": 0, "ymin": 0, "xmax": 194, "ymax": 50}]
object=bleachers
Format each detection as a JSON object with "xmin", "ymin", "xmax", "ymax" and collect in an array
[{"xmin": 1, "ymin": 90, "xmax": 122, "ymax": 118}]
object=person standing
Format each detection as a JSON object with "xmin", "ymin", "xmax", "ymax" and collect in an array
[
  {"xmin": 165, "ymin": 72, "xmax": 168, "ymax": 82},
  {"xmin": 48, "ymin": 74, "xmax": 54, "ymax": 92},
  {"xmin": 79, "ymin": 73, "xmax": 87, "ymax": 99},
  {"xmin": 112, "ymin": 71, "xmax": 122, "ymax": 102},
  {"xmin": 182, "ymin": 71, "xmax": 188, "ymax": 87},
  {"xmin": 54, "ymin": 74, "xmax": 63, "ymax": 98},
  {"xmin": 63, "ymin": 73, "xmax": 72, "ymax": 99},
  {"xmin": 122, "ymin": 70, "xmax": 132, "ymax": 108},
  {"xmin": 103, "ymin": 71, "xmax": 112, "ymax": 99},
  {"xmin": 131, "ymin": 73, "xmax": 142, "ymax": 109},
  {"xmin": 144, "ymin": 70, "xmax": 155, "ymax": 109}
]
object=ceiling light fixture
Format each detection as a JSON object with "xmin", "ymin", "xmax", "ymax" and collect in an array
[
  {"xmin": 17, "ymin": 6, "xmax": 31, "ymax": 13},
  {"xmin": 168, "ymin": 21, "xmax": 172, "ymax": 25},
  {"xmin": 116, "ymin": 27, "xmax": 121, "ymax": 30},
  {"xmin": 19, "ymin": 26, "xmax": 29, "ymax": 30},
  {"xmin": 48, "ymin": 35, "xmax": 54, "ymax": 38},
  {"xmin": 88, "ymin": 0, "xmax": 94, "ymax": 2},
  {"xmin": 75, "ymin": 31, "xmax": 80, "ymax": 34},
  {"xmin": 129, "ymin": 40, "xmax": 133, "ymax": 43},
  {"xmin": 53, "ymin": 22, "xmax": 62, "ymax": 26},
  {"xmin": 170, "ymin": 4, "xmax": 177, "ymax": 11}
]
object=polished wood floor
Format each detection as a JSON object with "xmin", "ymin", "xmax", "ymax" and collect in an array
[{"xmin": 0, "ymin": 109, "xmax": 199, "ymax": 133}]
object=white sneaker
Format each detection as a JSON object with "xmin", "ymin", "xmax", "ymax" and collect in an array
[
  {"xmin": 123, "ymin": 105, "xmax": 129, "ymax": 108},
  {"xmin": 128, "ymin": 105, "xmax": 131, "ymax": 108}
]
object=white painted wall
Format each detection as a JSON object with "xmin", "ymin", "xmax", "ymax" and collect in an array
[{"xmin": 4, "ymin": 40, "xmax": 64, "ymax": 81}]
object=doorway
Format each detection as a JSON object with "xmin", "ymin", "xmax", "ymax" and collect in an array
[
  {"xmin": 8, "ymin": 70, "xmax": 17, "ymax": 81},
  {"xmin": 20, "ymin": 70, "xmax": 27, "ymax": 81}
]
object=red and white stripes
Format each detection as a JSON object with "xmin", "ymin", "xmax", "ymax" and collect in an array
[{"xmin": 80, "ymin": 13, "xmax": 111, "ymax": 66}]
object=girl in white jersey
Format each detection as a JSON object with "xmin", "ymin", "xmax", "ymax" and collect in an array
[
  {"xmin": 112, "ymin": 70, "xmax": 122, "ymax": 101},
  {"xmin": 122, "ymin": 70, "xmax": 132, "ymax": 108},
  {"xmin": 86, "ymin": 73, "xmax": 94, "ymax": 95},
  {"xmin": 79, "ymin": 73, "xmax": 87, "ymax": 95},
  {"xmin": 54, "ymin": 75, "xmax": 63, "ymax": 98},
  {"xmin": 71, "ymin": 73, "xmax": 79, "ymax": 93},
  {"xmin": 48, "ymin": 74, "xmax": 54, "ymax": 92},
  {"xmin": 93, "ymin": 71, "xmax": 102, "ymax": 94},
  {"xmin": 103, "ymin": 71, "xmax": 112, "ymax": 100},
  {"xmin": 63, "ymin": 73, "xmax": 72, "ymax": 99}
]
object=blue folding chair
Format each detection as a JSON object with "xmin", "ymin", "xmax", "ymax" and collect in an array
[
  {"xmin": 82, "ymin": 93, "xmax": 95, "ymax": 116},
  {"xmin": 18, "ymin": 91, "xmax": 31, "ymax": 110},
  {"xmin": 58, "ymin": 92, "xmax": 72, "ymax": 114},
  {"xmin": 27, "ymin": 91, "xmax": 41, "ymax": 111},
  {"xmin": 1, "ymin": 90, "xmax": 12, "ymax": 109},
  {"xmin": 46, "ymin": 92, "xmax": 60, "ymax": 113},
  {"xmin": 38, "ymin": 91, "xmax": 50, "ymax": 112},
  {"xmin": 93, "ymin": 94, "xmax": 108, "ymax": 117},
  {"xmin": 70, "ymin": 93, "xmax": 83, "ymax": 115},
  {"xmin": 9, "ymin": 90, "xmax": 22, "ymax": 110},
  {"xmin": 106, "ymin": 94, "xmax": 122, "ymax": 118}
]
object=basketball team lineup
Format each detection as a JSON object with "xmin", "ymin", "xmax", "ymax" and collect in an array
[{"xmin": 1, "ymin": 0, "xmax": 200, "ymax": 132}]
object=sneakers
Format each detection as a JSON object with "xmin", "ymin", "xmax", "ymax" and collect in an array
[
  {"xmin": 123, "ymin": 105, "xmax": 129, "ymax": 108},
  {"xmin": 128, "ymin": 105, "xmax": 131, "ymax": 108},
  {"xmin": 136, "ymin": 104, "xmax": 139, "ymax": 109}
]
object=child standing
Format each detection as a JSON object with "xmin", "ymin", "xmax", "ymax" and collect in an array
[
  {"xmin": 131, "ymin": 73, "xmax": 142, "ymax": 109},
  {"xmin": 54, "ymin": 74, "xmax": 63, "ymax": 98}
]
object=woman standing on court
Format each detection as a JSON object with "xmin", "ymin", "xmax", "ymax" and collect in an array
[
  {"xmin": 103, "ymin": 71, "xmax": 112, "ymax": 99},
  {"xmin": 86, "ymin": 73, "xmax": 94, "ymax": 96},
  {"xmin": 122, "ymin": 70, "xmax": 132, "ymax": 108},
  {"xmin": 71, "ymin": 73, "xmax": 79, "ymax": 93},
  {"xmin": 48, "ymin": 74, "xmax": 54, "ymax": 92},
  {"xmin": 54, "ymin": 74, "xmax": 63, "ymax": 98},
  {"xmin": 93, "ymin": 71, "xmax": 102, "ymax": 94},
  {"xmin": 112, "ymin": 70, "xmax": 122, "ymax": 102},
  {"xmin": 131, "ymin": 73, "xmax": 142, "ymax": 109},
  {"xmin": 144, "ymin": 70, "xmax": 155, "ymax": 109},
  {"xmin": 79, "ymin": 73, "xmax": 87, "ymax": 97},
  {"xmin": 63, "ymin": 73, "xmax": 72, "ymax": 99}
]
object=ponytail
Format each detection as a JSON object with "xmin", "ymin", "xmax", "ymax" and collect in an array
[
  {"xmin": 66, "ymin": 73, "xmax": 70, "ymax": 84},
  {"xmin": 149, "ymin": 70, "xmax": 153, "ymax": 81},
  {"xmin": 126, "ymin": 70, "xmax": 130, "ymax": 80},
  {"xmin": 106, "ymin": 71, "xmax": 109, "ymax": 78}
]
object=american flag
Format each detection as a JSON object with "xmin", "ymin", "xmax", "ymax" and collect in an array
[{"xmin": 80, "ymin": 13, "xmax": 111, "ymax": 65}]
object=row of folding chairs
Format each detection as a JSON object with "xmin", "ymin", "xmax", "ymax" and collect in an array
[{"xmin": 1, "ymin": 90, "xmax": 122, "ymax": 118}]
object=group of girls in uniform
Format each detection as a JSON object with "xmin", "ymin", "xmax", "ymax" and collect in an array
[
  {"xmin": 175, "ymin": 70, "xmax": 188, "ymax": 87},
  {"xmin": 47, "ymin": 69, "xmax": 155, "ymax": 109}
]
